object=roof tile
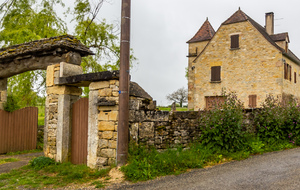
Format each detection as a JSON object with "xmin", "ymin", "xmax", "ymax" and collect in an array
[{"xmin": 187, "ymin": 19, "xmax": 215, "ymax": 43}]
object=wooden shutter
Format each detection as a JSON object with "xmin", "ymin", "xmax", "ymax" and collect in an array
[
  {"xmin": 231, "ymin": 35, "xmax": 239, "ymax": 49},
  {"xmin": 295, "ymin": 72, "xmax": 297, "ymax": 83},
  {"xmin": 284, "ymin": 63, "xmax": 287, "ymax": 79},
  {"xmin": 249, "ymin": 95, "xmax": 257, "ymax": 108},
  {"xmin": 211, "ymin": 66, "xmax": 221, "ymax": 82},
  {"xmin": 289, "ymin": 65, "xmax": 292, "ymax": 81}
]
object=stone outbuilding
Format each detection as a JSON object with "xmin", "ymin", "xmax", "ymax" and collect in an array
[{"xmin": 187, "ymin": 9, "xmax": 300, "ymax": 110}]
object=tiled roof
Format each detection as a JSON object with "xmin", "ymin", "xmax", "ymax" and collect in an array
[
  {"xmin": 222, "ymin": 9, "xmax": 249, "ymax": 25},
  {"xmin": 187, "ymin": 19, "xmax": 215, "ymax": 43},
  {"xmin": 270, "ymin": 32, "xmax": 289, "ymax": 42}
]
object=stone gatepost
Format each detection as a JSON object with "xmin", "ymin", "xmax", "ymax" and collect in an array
[
  {"xmin": 0, "ymin": 78, "xmax": 7, "ymax": 110},
  {"xmin": 88, "ymin": 80, "xmax": 119, "ymax": 169},
  {"xmin": 44, "ymin": 62, "xmax": 82, "ymax": 162}
]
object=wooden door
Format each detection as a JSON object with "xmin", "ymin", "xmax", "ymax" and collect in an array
[{"xmin": 71, "ymin": 98, "xmax": 88, "ymax": 165}]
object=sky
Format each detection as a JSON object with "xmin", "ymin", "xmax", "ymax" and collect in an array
[{"xmin": 95, "ymin": 0, "xmax": 300, "ymax": 106}]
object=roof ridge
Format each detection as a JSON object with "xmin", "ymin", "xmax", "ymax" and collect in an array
[{"xmin": 187, "ymin": 19, "xmax": 215, "ymax": 43}]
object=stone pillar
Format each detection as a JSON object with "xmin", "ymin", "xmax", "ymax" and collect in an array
[
  {"xmin": 44, "ymin": 63, "xmax": 82, "ymax": 162},
  {"xmin": 0, "ymin": 78, "xmax": 7, "ymax": 110},
  {"xmin": 88, "ymin": 80, "xmax": 119, "ymax": 169}
]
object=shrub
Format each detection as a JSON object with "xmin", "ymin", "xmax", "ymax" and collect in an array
[
  {"xmin": 254, "ymin": 94, "xmax": 300, "ymax": 144},
  {"xmin": 198, "ymin": 91, "xmax": 247, "ymax": 152},
  {"xmin": 29, "ymin": 156, "xmax": 55, "ymax": 170}
]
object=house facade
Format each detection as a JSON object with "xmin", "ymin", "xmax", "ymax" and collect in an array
[{"xmin": 187, "ymin": 9, "xmax": 300, "ymax": 110}]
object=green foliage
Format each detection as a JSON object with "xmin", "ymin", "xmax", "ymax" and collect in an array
[
  {"xmin": 4, "ymin": 94, "xmax": 20, "ymax": 112},
  {"xmin": 199, "ymin": 91, "xmax": 246, "ymax": 152},
  {"xmin": 29, "ymin": 156, "xmax": 55, "ymax": 170},
  {"xmin": 253, "ymin": 95, "xmax": 300, "ymax": 145},
  {"xmin": 6, "ymin": 149, "xmax": 42, "ymax": 156},
  {"xmin": 121, "ymin": 143, "xmax": 216, "ymax": 181},
  {"xmin": 0, "ymin": 158, "xmax": 20, "ymax": 165},
  {"xmin": 0, "ymin": 0, "xmax": 137, "ymax": 107},
  {"xmin": 0, "ymin": 157, "xmax": 111, "ymax": 189}
]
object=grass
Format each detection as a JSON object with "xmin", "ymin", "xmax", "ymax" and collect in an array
[
  {"xmin": 158, "ymin": 107, "xmax": 188, "ymax": 111},
  {"xmin": 0, "ymin": 158, "xmax": 20, "ymax": 165},
  {"xmin": 121, "ymin": 139, "xmax": 298, "ymax": 182},
  {"xmin": 0, "ymin": 157, "xmax": 111, "ymax": 189},
  {"xmin": 37, "ymin": 106, "xmax": 45, "ymax": 126},
  {"xmin": 5, "ymin": 149, "xmax": 42, "ymax": 156}
]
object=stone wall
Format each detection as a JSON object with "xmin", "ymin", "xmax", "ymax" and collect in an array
[{"xmin": 88, "ymin": 80, "xmax": 119, "ymax": 169}]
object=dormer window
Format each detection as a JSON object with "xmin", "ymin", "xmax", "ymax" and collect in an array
[{"xmin": 231, "ymin": 34, "xmax": 239, "ymax": 49}]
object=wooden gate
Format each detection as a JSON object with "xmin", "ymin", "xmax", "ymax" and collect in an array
[
  {"xmin": 71, "ymin": 98, "xmax": 88, "ymax": 165},
  {"xmin": 0, "ymin": 107, "xmax": 38, "ymax": 154}
]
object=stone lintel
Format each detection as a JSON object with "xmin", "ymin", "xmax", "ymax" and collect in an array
[
  {"xmin": 55, "ymin": 71, "xmax": 120, "ymax": 87},
  {"xmin": 0, "ymin": 53, "xmax": 82, "ymax": 79},
  {"xmin": 46, "ymin": 86, "xmax": 82, "ymax": 96}
]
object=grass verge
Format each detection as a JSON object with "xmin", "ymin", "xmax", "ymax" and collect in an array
[
  {"xmin": 5, "ymin": 149, "xmax": 42, "ymax": 156},
  {"xmin": 121, "ymin": 139, "xmax": 297, "ymax": 182},
  {"xmin": 0, "ymin": 158, "xmax": 20, "ymax": 165},
  {"xmin": 0, "ymin": 157, "xmax": 111, "ymax": 189},
  {"xmin": 158, "ymin": 107, "xmax": 188, "ymax": 111}
]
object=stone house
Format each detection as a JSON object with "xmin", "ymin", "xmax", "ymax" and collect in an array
[{"xmin": 187, "ymin": 9, "xmax": 300, "ymax": 110}]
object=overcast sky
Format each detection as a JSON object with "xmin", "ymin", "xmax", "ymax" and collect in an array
[{"xmin": 96, "ymin": 0, "xmax": 300, "ymax": 106}]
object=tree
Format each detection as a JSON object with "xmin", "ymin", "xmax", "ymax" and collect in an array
[
  {"xmin": 0, "ymin": 0, "xmax": 136, "ymax": 108},
  {"xmin": 166, "ymin": 87, "xmax": 188, "ymax": 107}
]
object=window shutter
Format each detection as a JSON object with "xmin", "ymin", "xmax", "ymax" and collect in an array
[
  {"xmin": 295, "ymin": 72, "xmax": 297, "ymax": 83},
  {"xmin": 249, "ymin": 95, "xmax": 257, "ymax": 108},
  {"xmin": 231, "ymin": 35, "xmax": 239, "ymax": 49},
  {"xmin": 211, "ymin": 66, "xmax": 221, "ymax": 82},
  {"xmin": 289, "ymin": 65, "xmax": 292, "ymax": 81},
  {"xmin": 284, "ymin": 63, "xmax": 287, "ymax": 79}
]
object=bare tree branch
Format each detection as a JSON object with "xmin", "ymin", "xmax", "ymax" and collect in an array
[
  {"xmin": 0, "ymin": 0, "xmax": 16, "ymax": 24},
  {"xmin": 84, "ymin": 0, "xmax": 104, "ymax": 36}
]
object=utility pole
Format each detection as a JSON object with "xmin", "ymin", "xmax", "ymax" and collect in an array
[{"xmin": 117, "ymin": 0, "xmax": 131, "ymax": 166}]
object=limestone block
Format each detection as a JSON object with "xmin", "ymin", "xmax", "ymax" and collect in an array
[
  {"xmin": 139, "ymin": 122, "xmax": 155, "ymax": 138},
  {"xmin": 90, "ymin": 81, "xmax": 110, "ymax": 90},
  {"xmin": 0, "ymin": 78, "xmax": 7, "ymax": 91},
  {"xmin": 112, "ymin": 91, "xmax": 119, "ymax": 97},
  {"xmin": 0, "ymin": 102, "xmax": 4, "ymax": 110},
  {"xmin": 98, "ymin": 111, "xmax": 109, "ymax": 121},
  {"xmin": 101, "ymin": 131, "xmax": 113, "ymax": 139},
  {"xmin": 99, "ymin": 88, "xmax": 112, "ymax": 97},
  {"xmin": 60, "ymin": 62, "xmax": 83, "ymax": 77},
  {"xmin": 100, "ymin": 149, "xmax": 116, "ymax": 158},
  {"xmin": 96, "ymin": 157, "xmax": 108, "ymax": 166},
  {"xmin": 0, "ymin": 91, "xmax": 7, "ymax": 102},
  {"xmin": 65, "ymin": 52, "xmax": 82, "ymax": 65},
  {"xmin": 108, "ymin": 140, "xmax": 117, "ymax": 149},
  {"xmin": 98, "ymin": 111, "xmax": 118, "ymax": 121},
  {"xmin": 98, "ymin": 121, "xmax": 115, "ymax": 131},
  {"xmin": 108, "ymin": 158, "xmax": 116, "ymax": 166},
  {"xmin": 47, "ymin": 86, "xmax": 82, "ymax": 96},
  {"xmin": 99, "ymin": 139, "xmax": 108, "ymax": 149},
  {"xmin": 113, "ymin": 132, "xmax": 118, "ymax": 140},
  {"xmin": 46, "ymin": 64, "xmax": 59, "ymax": 87},
  {"xmin": 98, "ymin": 105, "xmax": 119, "ymax": 111}
]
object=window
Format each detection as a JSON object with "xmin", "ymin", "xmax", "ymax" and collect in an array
[
  {"xmin": 205, "ymin": 96, "xmax": 225, "ymax": 110},
  {"xmin": 231, "ymin": 35, "xmax": 239, "ymax": 49},
  {"xmin": 211, "ymin": 66, "xmax": 221, "ymax": 82},
  {"xmin": 284, "ymin": 63, "xmax": 292, "ymax": 81},
  {"xmin": 249, "ymin": 95, "xmax": 257, "ymax": 108},
  {"xmin": 295, "ymin": 72, "xmax": 297, "ymax": 83}
]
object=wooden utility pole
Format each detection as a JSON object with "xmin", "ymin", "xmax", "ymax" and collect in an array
[{"xmin": 117, "ymin": 0, "xmax": 131, "ymax": 166}]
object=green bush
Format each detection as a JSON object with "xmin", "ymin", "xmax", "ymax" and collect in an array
[
  {"xmin": 4, "ymin": 94, "xmax": 20, "ymax": 112},
  {"xmin": 29, "ymin": 156, "xmax": 55, "ymax": 170},
  {"xmin": 254, "ymin": 95, "xmax": 300, "ymax": 145},
  {"xmin": 199, "ymin": 91, "xmax": 246, "ymax": 152}
]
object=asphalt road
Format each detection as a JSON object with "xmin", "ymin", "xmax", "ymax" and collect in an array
[{"xmin": 111, "ymin": 147, "xmax": 300, "ymax": 190}]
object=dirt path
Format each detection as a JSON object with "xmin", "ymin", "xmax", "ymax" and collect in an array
[{"xmin": 0, "ymin": 152, "xmax": 44, "ymax": 174}]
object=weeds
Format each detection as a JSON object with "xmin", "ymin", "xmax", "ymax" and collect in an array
[{"xmin": 0, "ymin": 158, "xmax": 19, "ymax": 165}]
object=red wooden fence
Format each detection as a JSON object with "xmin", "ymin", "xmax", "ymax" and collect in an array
[
  {"xmin": 71, "ymin": 98, "xmax": 88, "ymax": 165},
  {"xmin": 0, "ymin": 107, "xmax": 38, "ymax": 154}
]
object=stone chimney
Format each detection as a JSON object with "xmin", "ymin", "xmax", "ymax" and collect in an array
[{"xmin": 265, "ymin": 12, "xmax": 274, "ymax": 35}]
